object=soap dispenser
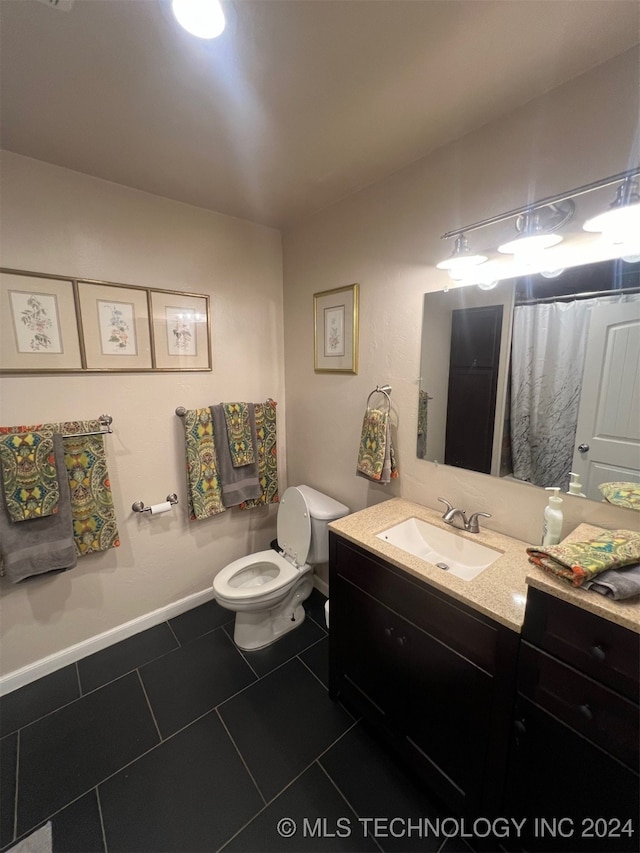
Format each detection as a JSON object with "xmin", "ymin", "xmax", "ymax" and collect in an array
[
  {"xmin": 542, "ymin": 487, "xmax": 564, "ymax": 547},
  {"xmin": 567, "ymin": 472, "xmax": 586, "ymax": 497}
]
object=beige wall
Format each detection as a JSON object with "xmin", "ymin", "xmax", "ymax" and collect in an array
[
  {"xmin": 0, "ymin": 152, "xmax": 285, "ymax": 676},
  {"xmin": 283, "ymin": 47, "xmax": 640, "ymax": 585}
]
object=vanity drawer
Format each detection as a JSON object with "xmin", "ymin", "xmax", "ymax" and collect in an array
[
  {"xmin": 333, "ymin": 536, "xmax": 499, "ymax": 674},
  {"xmin": 518, "ymin": 641, "xmax": 639, "ymax": 770},
  {"xmin": 523, "ymin": 587, "xmax": 640, "ymax": 701}
]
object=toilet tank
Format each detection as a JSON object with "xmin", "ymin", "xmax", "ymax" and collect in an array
[{"xmin": 296, "ymin": 485, "xmax": 349, "ymax": 565}]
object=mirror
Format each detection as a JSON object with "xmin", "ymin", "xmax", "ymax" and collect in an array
[{"xmin": 417, "ymin": 259, "xmax": 640, "ymax": 509}]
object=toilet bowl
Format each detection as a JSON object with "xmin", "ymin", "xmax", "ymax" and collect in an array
[{"xmin": 212, "ymin": 485, "xmax": 348, "ymax": 650}]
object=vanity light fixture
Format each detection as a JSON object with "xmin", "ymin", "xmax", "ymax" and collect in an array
[
  {"xmin": 497, "ymin": 204, "xmax": 572, "ymax": 255},
  {"xmin": 583, "ymin": 176, "xmax": 640, "ymax": 241},
  {"xmin": 171, "ymin": 0, "xmax": 225, "ymax": 39},
  {"xmin": 438, "ymin": 166, "xmax": 640, "ymax": 279},
  {"xmin": 436, "ymin": 234, "xmax": 487, "ymax": 271}
]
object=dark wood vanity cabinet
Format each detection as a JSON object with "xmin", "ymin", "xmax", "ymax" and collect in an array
[
  {"xmin": 503, "ymin": 587, "xmax": 640, "ymax": 852},
  {"xmin": 328, "ymin": 533, "xmax": 520, "ymax": 816}
]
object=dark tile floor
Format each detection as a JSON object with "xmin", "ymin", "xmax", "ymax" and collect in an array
[{"xmin": 0, "ymin": 589, "xmax": 468, "ymax": 853}]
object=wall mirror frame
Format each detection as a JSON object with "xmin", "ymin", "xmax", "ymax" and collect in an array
[{"xmin": 417, "ymin": 258, "xmax": 640, "ymax": 511}]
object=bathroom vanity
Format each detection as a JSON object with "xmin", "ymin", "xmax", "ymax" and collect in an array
[{"xmin": 328, "ymin": 500, "xmax": 639, "ymax": 848}]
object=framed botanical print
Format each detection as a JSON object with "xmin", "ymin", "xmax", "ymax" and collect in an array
[
  {"xmin": 77, "ymin": 280, "xmax": 153, "ymax": 370},
  {"xmin": 0, "ymin": 270, "xmax": 83, "ymax": 372},
  {"xmin": 313, "ymin": 283, "xmax": 359, "ymax": 373},
  {"xmin": 150, "ymin": 290, "xmax": 211, "ymax": 370}
]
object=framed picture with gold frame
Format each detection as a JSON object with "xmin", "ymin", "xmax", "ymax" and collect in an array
[
  {"xmin": 77, "ymin": 279, "xmax": 153, "ymax": 370},
  {"xmin": 313, "ymin": 283, "xmax": 359, "ymax": 373},
  {"xmin": 0, "ymin": 269, "xmax": 83, "ymax": 373},
  {"xmin": 150, "ymin": 289, "xmax": 211, "ymax": 371}
]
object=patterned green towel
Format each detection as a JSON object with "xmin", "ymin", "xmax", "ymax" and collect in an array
[
  {"xmin": 181, "ymin": 408, "xmax": 226, "ymax": 520},
  {"xmin": 356, "ymin": 408, "xmax": 398, "ymax": 483},
  {"xmin": 240, "ymin": 400, "xmax": 279, "ymax": 508},
  {"xmin": 0, "ymin": 420, "xmax": 119, "ymax": 554},
  {"xmin": 527, "ymin": 529, "xmax": 640, "ymax": 587},
  {"xmin": 0, "ymin": 430, "xmax": 60, "ymax": 521},
  {"xmin": 223, "ymin": 403, "xmax": 255, "ymax": 467}
]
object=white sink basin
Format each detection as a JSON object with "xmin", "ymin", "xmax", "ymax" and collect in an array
[{"xmin": 376, "ymin": 517, "xmax": 501, "ymax": 581}]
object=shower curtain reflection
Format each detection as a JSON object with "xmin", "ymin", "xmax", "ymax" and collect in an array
[{"xmin": 509, "ymin": 294, "xmax": 639, "ymax": 491}]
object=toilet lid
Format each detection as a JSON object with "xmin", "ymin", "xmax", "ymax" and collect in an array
[{"xmin": 277, "ymin": 486, "xmax": 311, "ymax": 566}]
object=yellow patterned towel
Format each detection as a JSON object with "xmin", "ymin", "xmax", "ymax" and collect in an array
[
  {"xmin": 180, "ymin": 408, "xmax": 225, "ymax": 520},
  {"xmin": 223, "ymin": 403, "xmax": 255, "ymax": 467},
  {"xmin": 527, "ymin": 528, "xmax": 640, "ymax": 587},
  {"xmin": 0, "ymin": 430, "xmax": 60, "ymax": 521},
  {"xmin": 356, "ymin": 408, "xmax": 399, "ymax": 484},
  {"xmin": 598, "ymin": 482, "xmax": 640, "ymax": 511}
]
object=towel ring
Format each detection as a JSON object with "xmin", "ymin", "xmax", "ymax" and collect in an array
[{"xmin": 366, "ymin": 385, "xmax": 392, "ymax": 413}]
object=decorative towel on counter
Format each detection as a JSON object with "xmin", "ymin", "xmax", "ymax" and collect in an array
[
  {"xmin": 356, "ymin": 407, "xmax": 399, "ymax": 484},
  {"xmin": 0, "ymin": 434, "xmax": 77, "ymax": 582},
  {"xmin": 0, "ymin": 429, "xmax": 60, "ymax": 521},
  {"xmin": 598, "ymin": 481, "xmax": 640, "ymax": 512},
  {"xmin": 240, "ymin": 399, "xmax": 279, "ymax": 508},
  {"xmin": 0, "ymin": 420, "xmax": 120, "ymax": 556},
  {"xmin": 211, "ymin": 404, "xmax": 262, "ymax": 507},
  {"xmin": 223, "ymin": 403, "xmax": 256, "ymax": 467},
  {"xmin": 583, "ymin": 563, "xmax": 640, "ymax": 600},
  {"xmin": 527, "ymin": 528, "xmax": 640, "ymax": 587},
  {"xmin": 180, "ymin": 408, "xmax": 225, "ymax": 520}
]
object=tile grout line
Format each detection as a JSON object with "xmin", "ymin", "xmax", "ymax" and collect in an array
[
  {"xmin": 221, "ymin": 625, "xmax": 260, "ymax": 680},
  {"xmin": 165, "ymin": 618, "xmax": 181, "ymax": 647},
  {"xmin": 94, "ymin": 786, "xmax": 108, "ymax": 853},
  {"xmin": 74, "ymin": 661, "xmax": 83, "ymax": 697},
  {"xmin": 316, "ymin": 760, "xmax": 385, "ymax": 853},
  {"xmin": 12, "ymin": 728, "xmax": 20, "ymax": 845},
  {"xmin": 135, "ymin": 669, "xmax": 163, "ymax": 744},
  {"xmin": 215, "ymin": 707, "xmax": 267, "ymax": 806}
]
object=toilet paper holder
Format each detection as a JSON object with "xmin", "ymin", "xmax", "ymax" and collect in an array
[{"xmin": 132, "ymin": 493, "xmax": 179, "ymax": 514}]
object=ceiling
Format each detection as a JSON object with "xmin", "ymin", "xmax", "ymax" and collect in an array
[{"xmin": 1, "ymin": 0, "xmax": 638, "ymax": 230}]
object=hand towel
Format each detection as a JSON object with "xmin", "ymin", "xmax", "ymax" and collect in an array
[
  {"xmin": 583, "ymin": 562, "xmax": 640, "ymax": 600},
  {"xmin": 356, "ymin": 407, "xmax": 399, "ymax": 484},
  {"xmin": 61, "ymin": 423, "xmax": 120, "ymax": 555},
  {"xmin": 416, "ymin": 390, "xmax": 429, "ymax": 459},
  {"xmin": 527, "ymin": 528, "xmax": 640, "ymax": 587},
  {"xmin": 211, "ymin": 404, "xmax": 262, "ymax": 507},
  {"xmin": 0, "ymin": 434, "xmax": 77, "ymax": 582},
  {"xmin": 240, "ymin": 400, "xmax": 279, "ymax": 508},
  {"xmin": 598, "ymin": 481, "xmax": 640, "ymax": 511},
  {"xmin": 222, "ymin": 403, "xmax": 256, "ymax": 467},
  {"xmin": 180, "ymin": 408, "xmax": 225, "ymax": 520},
  {"xmin": 0, "ymin": 429, "xmax": 60, "ymax": 521},
  {"xmin": 0, "ymin": 420, "xmax": 120, "ymax": 555}
]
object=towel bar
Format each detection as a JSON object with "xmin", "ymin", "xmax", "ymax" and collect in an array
[{"xmin": 366, "ymin": 385, "xmax": 392, "ymax": 412}]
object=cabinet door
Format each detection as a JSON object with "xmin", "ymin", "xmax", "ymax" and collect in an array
[
  {"xmin": 331, "ymin": 576, "xmax": 406, "ymax": 725},
  {"xmin": 402, "ymin": 619, "xmax": 494, "ymax": 811},
  {"xmin": 504, "ymin": 696, "xmax": 640, "ymax": 852}
]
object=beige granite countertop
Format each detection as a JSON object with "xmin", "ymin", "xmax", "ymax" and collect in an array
[{"xmin": 329, "ymin": 498, "xmax": 640, "ymax": 634}]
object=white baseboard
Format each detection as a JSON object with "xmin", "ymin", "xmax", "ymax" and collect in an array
[
  {"xmin": 1, "ymin": 576, "xmax": 331, "ymax": 697},
  {"xmin": 0, "ymin": 587, "xmax": 217, "ymax": 697}
]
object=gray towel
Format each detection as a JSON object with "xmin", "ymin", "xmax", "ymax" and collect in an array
[
  {"xmin": 210, "ymin": 404, "xmax": 262, "ymax": 508},
  {"xmin": 583, "ymin": 562, "xmax": 640, "ymax": 600},
  {"xmin": 0, "ymin": 434, "xmax": 77, "ymax": 583}
]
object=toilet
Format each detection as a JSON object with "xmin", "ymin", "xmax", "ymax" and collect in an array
[{"xmin": 212, "ymin": 485, "xmax": 349, "ymax": 650}]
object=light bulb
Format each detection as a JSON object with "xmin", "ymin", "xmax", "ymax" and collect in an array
[{"xmin": 172, "ymin": 0, "xmax": 225, "ymax": 39}]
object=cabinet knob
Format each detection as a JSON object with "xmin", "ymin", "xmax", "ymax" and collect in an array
[
  {"xmin": 578, "ymin": 703, "xmax": 594, "ymax": 721},
  {"xmin": 384, "ymin": 627, "xmax": 394, "ymax": 638},
  {"xmin": 396, "ymin": 636, "xmax": 407, "ymax": 647},
  {"xmin": 590, "ymin": 644, "xmax": 606, "ymax": 662},
  {"xmin": 514, "ymin": 720, "xmax": 526, "ymax": 735}
]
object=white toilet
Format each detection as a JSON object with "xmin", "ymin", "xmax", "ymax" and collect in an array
[{"xmin": 212, "ymin": 485, "xmax": 349, "ymax": 650}]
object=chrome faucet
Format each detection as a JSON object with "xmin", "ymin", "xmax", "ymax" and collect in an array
[{"xmin": 437, "ymin": 498, "xmax": 491, "ymax": 534}]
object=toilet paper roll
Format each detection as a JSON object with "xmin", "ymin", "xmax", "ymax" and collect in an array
[{"xmin": 149, "ymin": 501, "xmax": 172, "ymax": 515}]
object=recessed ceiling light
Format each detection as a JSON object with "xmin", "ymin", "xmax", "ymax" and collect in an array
[{"xmin": 171, "ymin": 0, "xmax": 225, "ymax": 39}]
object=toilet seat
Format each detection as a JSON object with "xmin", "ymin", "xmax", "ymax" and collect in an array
[{"xmin": 213, "ymin": 548, "xmax": 301, "ymax": 606}]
